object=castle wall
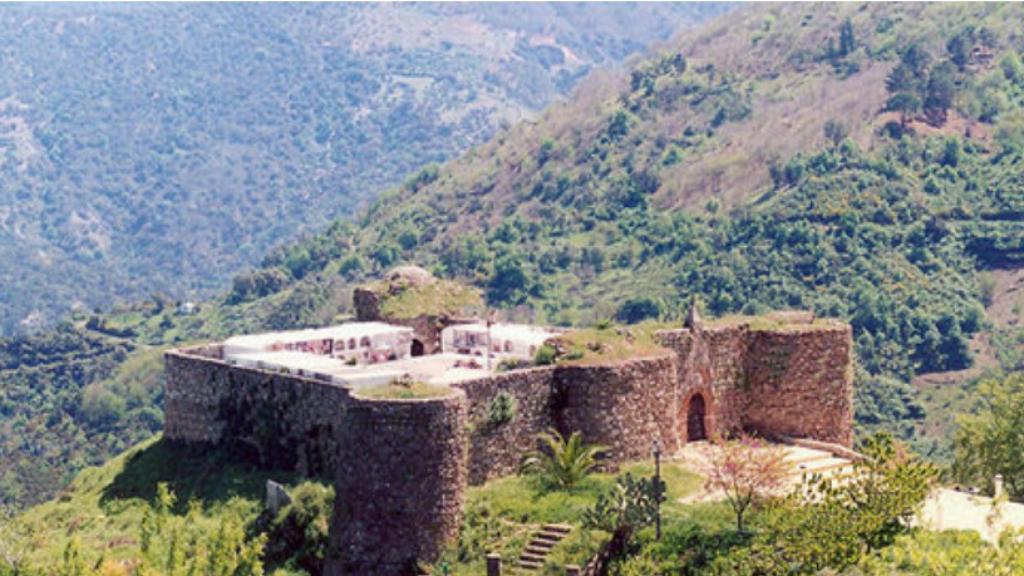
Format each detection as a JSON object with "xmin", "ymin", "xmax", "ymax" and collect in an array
[
  {"xmin": 743, "ymin": 326, "xmax": 854, "ymax": 446},
  {"xmin": 164, "ymin": 347, "xmax": 351, "ymax": 476},
  {"xmin": 326, "ymin": 393, "xmax": 467, "ymax": 576},
  {"xmin": 555, "ymin": 354, "xmax": 679, "ymax": 462},
  {"xmin": 657, "ymin": 328, "xmax": 746, "ymax": 442},
  {"xmin": 165, "ymin": 313, "xmax": 855, "ymax": 574},
  {"xmin": 657, "ymin": 322, "xmax": 854, "ymax": 447},
  {"xmin": 165, "ymin": 347, "xmax": 468, "ymax": 574},
  {"xmin": 453, "ymin": 367, "xmax": 558, "ymax": 484},
  {"xmin": 699, "ymin": 327, "xmax": 752, "ymax": 435}
]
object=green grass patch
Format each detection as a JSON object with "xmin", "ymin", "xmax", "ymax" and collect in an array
[
  {"xmin": 553, "ymin": 321, "xmax": 672, "ymax": 365},
  {"xmin": 356, "ymin": 381, "xmax": 456, "ymax": 400},
  {"xmin": 704, "ymin": 313, "xmax": 841, "ymax": 332},
  {"xmin": 436, "ymin": 459, "xmax": 704, "ymax": 575},
  {"xmin": 378, "ymin": 280, "xmax": 484, "ymax": 320},
  {"xmin": 7, "ymin": 435, "xmax": 324, "ymax": 568}
]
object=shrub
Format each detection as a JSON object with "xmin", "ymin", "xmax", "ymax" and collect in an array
[
  {"xmin": 520, "ymin": 429, "xmax": 605, "ymax": 489},
  {"xmin": 953, "ymin": 373, "xmax": 1024, "ymax": 499},
  {"xmin": 262, "ymin": 482, "xmax": 335, "ymax": 574},
  {"xmin": 230, "ymin": 267, "xmax": 290, "ymax": 303},
  {"xmin": 711, "ymin": 433, "xmax": 936, "ymax": 574},
  {"xmin": 486, "ymin": 392, "xmax": 518, "ymax": 427},
  {"xmin": 616, "ymin": 298, "xmax": 661, "ymax": 324},
  {"xmin": 534, "ymin": 344, "xmax": 557, "ymax": 365},
  {"xmin": 583, "ymin": 473, "xmax": 665, "ymax": 560}
]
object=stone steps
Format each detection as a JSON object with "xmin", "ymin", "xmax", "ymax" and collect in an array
[
  {"xmin": 791, "ymin": 456, "xmax": 852, "ymax": 478},
  {"xmin": 515, "ymin": 524, "xmax": 573, "ymax": 573},
  {"xmin": 781, "ymin": 445, "xmax": 857, "ymax": 497}
]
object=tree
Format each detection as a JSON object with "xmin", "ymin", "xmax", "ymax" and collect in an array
[
  {"xmin": 839, "ymin": 18, "xmax": 856, "ymax": 57},
  {"xmin": 924, "ymin": 61, "xmax": 957, "ymax": 126},
  {"xmin": 886, "ymin": 92, "xmax": 922, "ymax": 129},
  {"xmin": 370, "ymin": 241, "xmax": 400, "ymax": 269},
  {"xmin": 261, "ymin": 482, "xmax": 334, "ymax": 574},
  {"xmin": 824, "ymin": 119, "xmax": 848, "ymax": 148},
  {"xmin": 229, "ymin": 267, "xmax": 290, "ymax": 303},
  {"xmin": 520, "ymin": 428, "xmax": 606, "ymax": 489},
  {"xmin": 488, "ymin": 254, "xmax": 531, "ymax": 305},
  {"xmin": 954, "ymin": 374, "xmax": 1024, "ymax": 499},
  {"xmin": 887, "ymin": 44, "xmax": 931, "ymax": 94},
  {"xmin": 711, "ymin": 433, "xmax": 936, "ymax": 574},
  {"xmin": 1001, "ymin": 51, "xmax": 1023, "ymax": 85},
  {"xmin": 947, "ymin": 32, "xmax": 972, "ymax": 72},
  {"xmin": 616, "ymin": 298, "xmax": 661, "ymax": 324},
  {"xmin": 607, "ymin": 109, "xmax": 630, "ymax": 141},
  {"xmin": 702, "ymin": 435, "xmax": 789, "ymax": 533},
  {"xmin": 582, "ymin": 473, "xmax": 665, "ymax": 561}
]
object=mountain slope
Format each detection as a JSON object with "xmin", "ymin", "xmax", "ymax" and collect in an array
[
  {"xmin": 0, "ymin": 2, "xmax": 728, "ymax": 335},
  {"xmin": 5, "ymin": 1, "xmax": 1024, "ymax": 510},
  {"xmin": 168, "ymin": 2, "xmax": 1024, "ymax": 455}
]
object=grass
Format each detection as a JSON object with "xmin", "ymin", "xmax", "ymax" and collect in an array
[
  {"xmin": 548, "ymin": 313, "xmax": 839, "ymax": 367},
  {"xmin": 553, "ymin": 321, "xmax": 673, "ymax": 365},
  {"xmin": 704, "ymin": 313, "xmax": 842, "ymax": 332},
  {"xmin": 437, "ymin": 459, "xmax": 708, "ymax": 575},
  {"xmin": 355, "ymin": 380, "xmax": 456, "ymax": 400},
  {"xmin": 6, "ymin": 435, "xmax": 322, "ymax": 568},
  {"xmin": 8, "ymin": 433, "xmax": 716, "ymax": 575},
  {"xmin": 377, "ymin": 279, "xmax": 484, "ymax": 320}
]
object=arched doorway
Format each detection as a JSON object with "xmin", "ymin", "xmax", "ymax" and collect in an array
[
  {"xmin": 687, "ymin": 393, "xmax": 707, "ymax": 442},
  {"xmin": 411, "ymin": 339, "xmax": 425, "ymax": 357}
]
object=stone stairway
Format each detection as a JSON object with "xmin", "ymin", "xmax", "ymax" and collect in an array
[
  {"xmin": 515, "ymin": 523, "xmax": 573, "ymax": 573},
  {"xmin": 783, "ymin": 445, "xmax": 856, "ymax": 491}
]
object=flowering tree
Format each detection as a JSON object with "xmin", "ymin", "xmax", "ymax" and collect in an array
[{"xmin": 703, "ymin": 435, "xmax": 789, "ymax": 532}]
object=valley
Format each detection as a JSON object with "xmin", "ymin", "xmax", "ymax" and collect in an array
[{"xmin": 3, "ymin": 2, "xmax": 1024, "ymax": 575}]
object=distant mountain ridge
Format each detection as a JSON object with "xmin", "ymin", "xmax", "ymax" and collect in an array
[
  {"xmin": 5, "ymin": 0, "xmax": 1024, "ymax": 514},
  {"xmin": 171, "ymin": 2, "xmax": 1024, "ymax": 457},
  {"xmin": 0, "ymin": 2, "xmax": 728, "ymax": 335}
]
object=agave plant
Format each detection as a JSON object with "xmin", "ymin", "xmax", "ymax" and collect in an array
[{"xmin": 520, "ymin": 428, "xmax": 606, "ymax": 489}]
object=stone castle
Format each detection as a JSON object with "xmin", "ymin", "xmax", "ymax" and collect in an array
[{"xmin": 163, "ymin": 271, "xmax": 853, "ymax": 575}]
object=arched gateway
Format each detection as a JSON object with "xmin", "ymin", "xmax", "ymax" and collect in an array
[
  {"xmin": 411, "ymin": 339, "xmax": 426, "ymax": 357},
  {"xmin": 686, "ymin": 393, "xmax": 708, "ymax": 442}
]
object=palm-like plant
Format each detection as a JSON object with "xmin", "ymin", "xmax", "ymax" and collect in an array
[{"xmin": 520, "ymin": 428, "xmax": 606, "ymax": 489}]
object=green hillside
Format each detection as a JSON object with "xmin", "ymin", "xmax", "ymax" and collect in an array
[
  {"xmin": 5, "ymin": 1, "xmax": 1024, "ymax": 513},
  {"xmin": 162, "ymin": 2, "xmax": 1024, "ymax": 457},
  {"xmin": 0, "ymin": 2, "xmax": 727, "ymax": 335},
  {"xmin": 1, "ymin": 435, "xmax": 334, "ymax": 575}
]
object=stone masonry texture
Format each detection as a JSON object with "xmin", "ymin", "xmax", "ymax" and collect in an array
[{"xmin": 163, "ymin": 314, "xmax": 854, "ymax": 574}]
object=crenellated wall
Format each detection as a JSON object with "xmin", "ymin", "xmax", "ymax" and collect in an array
[
  {"xmin": 163, "ymin": 313, "xmax": 854, "ymax": 574},
  {"xmin": 163, "ymin": 346, "xmax": 351, "ymax": 476}
]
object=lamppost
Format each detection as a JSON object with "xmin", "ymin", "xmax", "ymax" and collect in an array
[{"xmin": 652, "ymin": 438, "xmax": 662, "ymax": 541}]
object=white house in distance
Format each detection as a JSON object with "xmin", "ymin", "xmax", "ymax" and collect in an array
[
  {"xmin": 441, "ymin": 322, "xmax": 556, "ymax": 359},
  {"xmin": 224, "ymin": 322, "xmax": 415, "ymax": 365}
]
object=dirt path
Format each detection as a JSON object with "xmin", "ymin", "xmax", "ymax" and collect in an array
[{"xmin": 984, "ymin": 267, "xmax": 1024, "ymax": 328}]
